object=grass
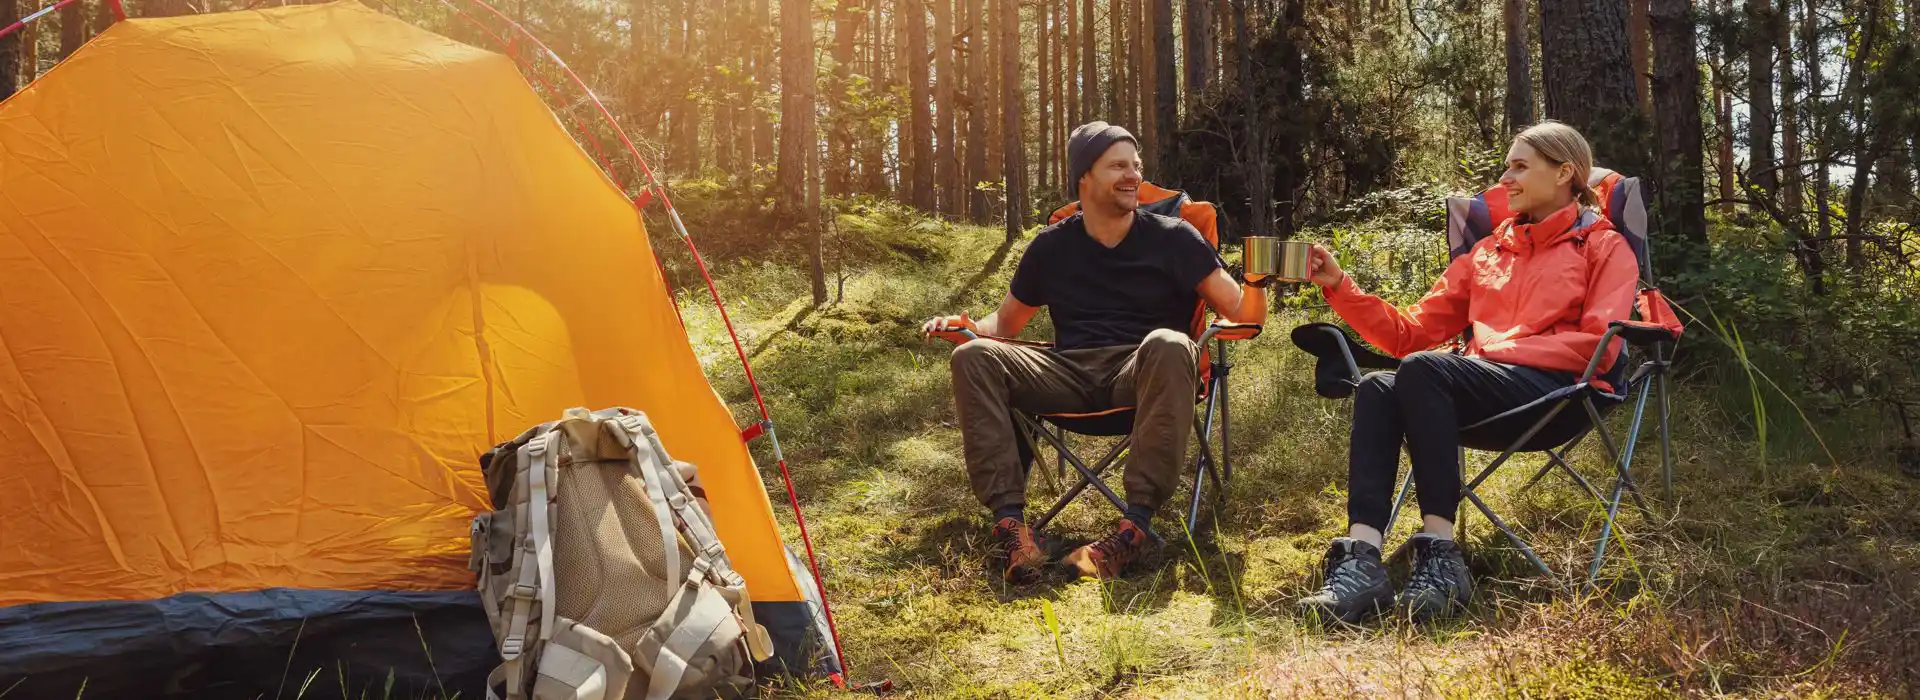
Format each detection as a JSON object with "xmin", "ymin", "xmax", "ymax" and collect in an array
[{"xmin": 668, "ymin": 206, "xmax": 1920, "ymax": 697}]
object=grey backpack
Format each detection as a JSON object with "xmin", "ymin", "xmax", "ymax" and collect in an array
[{"xmin": 469, "ymin": 407, "xmax": 772, "ymax": 700}]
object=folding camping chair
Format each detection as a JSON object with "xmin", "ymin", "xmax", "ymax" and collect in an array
[
  {"xmin": 944, "ymin": 183, "xmax": 1262, "ymax": 540},
  {"xmin": 1290, "ymin": 169, "xmax": 1685, "ymax": 589}
]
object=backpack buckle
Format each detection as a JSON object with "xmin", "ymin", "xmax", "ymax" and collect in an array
[
  {"xmin": 500, "ymin": 635, "xmax": 525, "ymax": 658},
  {"xmin": 509, "ymin": 583, "xmax": 538, "ymax": 600}
]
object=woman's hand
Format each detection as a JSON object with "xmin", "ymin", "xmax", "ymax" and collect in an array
[{"xmin": 1308, "ymin": 244, "xmax": 1346, "ymax": 288}]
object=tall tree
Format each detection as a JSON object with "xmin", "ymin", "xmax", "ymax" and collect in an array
[
  {"xmin": 1504, "ymin": 0, "xmax": 1533, "ymax": 130},
  {"xmin": 935, "ymin": 0, "xmax": 959, "ymax": 215},
  {"xmin": 60, "ymin": 0, "xmax": 87, "ymax": 59},
  {"xmin": 1650, "ymin": 0, "xmax": 1709, "ymax": 259},
  {"xmin": 1053, "ymin": 0, "xmax": 1067, "ymax": 197},
  {"xmin": 0, "ymin": 0, "xmax": 18, "ymax": 102},
  {"xmin": 670, "ymin": 0, "xmax": 703, "ymax": 176},
  {"xmin": 1803, "ymin": 0, "xmax": 1829, "ymax": 281},
  {"xmin": 1152, "ymin": 0, "xmax": 1176, "ymax": 171},
  {"xmin": 1711, "ymin": 0, "xmax": 1737, "ymax": 214},
  {"xmin": 1133, "ymin": 0, "xmax": 1149, "ymax": 141},
  {"xmin": 1230, "ymin": 0, "xmax": 1270, "ymax": 237},
  {"xmin": 967, "ymin": 0, "xmax": 989, "ymax": 221},
  {"xmin": 1630, "ymin": 0, "xmax": 1653, "ymax": 117},
  {"xmin": 1109, "ymin": 0, "xmax": 1125, "ymax": 122},
  {"xmin": 755, "ymin": 0, "xmax": 777, "ymax": 166},
  {"xmin": 985, "ymin": 0, "xmax": 1002, "ymax": 189},
  {"xmin": 867, "ymin": 1, "xmax": 894, "ymax": 194},
  {"xmin": 829, "ymin": 0, "xmax": 861, "ymax": 194},
  {"xmin": 1540, "ymin": 0, "xmax": 1652, "ymax": 177},
  {"xmin": 1083, "ymin": 0, "xmax": 1098, "ymax": 123},
  {"xmin": 780, "ymin": 0, "xmax": 821, "ymax": 220},
  {"xmin": 1747, "ymin": 0, "xmax": 1778, "ymax": 194},
  {"xmin": 1839, "ymin": 0, "xmax": 1885, "ymax": 272},
  {"xmin": 1068, "ymin": 0, "xmax": 1081, "ymax": 134},
  {"xmin": 19, "ymin": 21, "xmax": 36, "ymax": 86},
  {"xmin": 1185, "ymin": 0, "xmax": 1214, "ymax": 98},
  {"xmin": 1001, "ymin": 0, "xmax": 1026, "ymax": 236},
  {"xmin": 909, "ymin": 0, "xmax": 935, "ymax": 209},
  {"xmin": 1040, "ymin": 2, "xmax": 1053, "ymax": 198},
  {"xmin": 1779, "ymin": 0, "xmax": 1800, "ymax": 220}
]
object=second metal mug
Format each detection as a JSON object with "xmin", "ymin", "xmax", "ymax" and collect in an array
[{"xmin": 1243, "ymin": 237, "xmax": 1312, "ymax": 282}]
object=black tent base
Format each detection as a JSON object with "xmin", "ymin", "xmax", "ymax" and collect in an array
[{"xmin": 1, "ymin": 589, "xmax": 836, "ymax": 699}]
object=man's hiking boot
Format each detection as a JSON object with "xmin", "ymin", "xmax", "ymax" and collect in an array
[
  {"xmin": 1398, "ymin": 534, "xmax": 1472, "ymax": 621},
  {"xmin": 1296, "ymin": 537, "xmax": 1392, "ymax": 624},
  {"xmin": 992, "ymin": 517, "xmax": 1049, "ymax": 584},
  {"xmin": 1062, "ymin": 520, "xmax": 1147, "ymax": 579}
]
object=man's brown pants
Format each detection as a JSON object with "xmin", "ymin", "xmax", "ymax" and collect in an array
[{"xmin": 951, "ymin": 328, "xmax": 1199, "ymax": 514}]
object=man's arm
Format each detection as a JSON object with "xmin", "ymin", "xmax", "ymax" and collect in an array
[
  {"xmin": 1195, "ymin": 269, "xmax": 1267, "ymax": 325},
  {"xmin": 921, "ymin": 292, "xmax": 1041, "ymax": 339}
]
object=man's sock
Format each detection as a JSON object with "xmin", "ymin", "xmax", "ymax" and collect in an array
[
  {"xmin": 993, "ymin": 504, "xmax": 1025, "ymax": 525},
  {"xmin": 1122, "ymin": 504, "xmax": 1153, "ymax": 532}
]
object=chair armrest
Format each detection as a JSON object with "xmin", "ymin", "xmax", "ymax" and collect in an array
[
  {"xmin": 1201, "ymin": 321, "xmax": 1264, "ymax": 344},
  {"xmin": 1288, "ymin": 323, "xmax": 1399, "ymax": 399},
  {"xmin": 931, "ymin": 328, "xmax": 1053, "ymax": 348},
  {"xmin": 1609, "ymin": 319, "xmax": 1681, "ymax": 347}
]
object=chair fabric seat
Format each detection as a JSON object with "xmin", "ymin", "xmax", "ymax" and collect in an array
[
  {"xmin": 1457, "ymin": 383, "xmax": 1626, "ymax": 452},
  {"xmin": 1038, "ymin": 410, "xmax": 1137, "ymax": 437}
]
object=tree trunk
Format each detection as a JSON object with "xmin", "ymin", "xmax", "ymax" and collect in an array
[
  {"xmin": 1630, "ymin": 0, "xmax": 1652, "ymax": 118},
  {"xmin": 1540, "ymin": 0, "xmax": 1652, "ymax": 177},
  {"xmin": 1779, "ymin": 0, "xmax": 1799, "ymax": 221},
  {"xmin": 908, "ymin": 0, "xmax": 936, "ymax": 209},
  {"xmin": 1804, "ymin": 0, "xmax": 1829, "ymax": 285},
  {"xmin": 1712, "ymin": 0, "xmax": 1736, "ymax": 214},
  {"xmin": 1747, "ymin": 0, "xmax": 1777, "ymax": 194},
  {"xmin": 1231, "ymin": 0, "xmax": 1270, "ymax": 237},
  {"xmin": 1083, "ymin": 0, "xmax": 1098, "ymax": 124},
  {"xmin": 19, "ymin": 21, "xmax": 35, "ymax": 86},
  {"xmin": 1841, "ymin": 0, "xmax": 1885, "ymax": 273},
  {"xmin": 755, "ymin": 0, "xmax": 777, "ymax": 167},
  {"xmin": 1152, "ymin": 0, "xmax": 1175, "ymax": 172},
  {"xmin": 1185, "ymin": 0, "xmax": 1214, "ymax": 98},
  {"xmin": 967, "ymin": 0, "xmax": 990, "ymax": 222},
  {"xmin": 1040, "ymin": 2, "xmax": 1053, "ymax": 199},
  {"xmin": 830, "ymin": 0, "xmax": 860, "ymax": 194},
  {"xmin": 671, "ymin": 0, "xmax": 703, "ymax": 176},
  {"xmin": 985, "ymin": 0, "xmax": 1002, "ymax": 193},
  {"xmin": 60, "ymin": 0, "xmax": 86, "ymax": 59},
  {"xmin": 1272, "ymin": 0, "xmax": 1307, "ymax": 235},
  {"xmin": 1001, "ymin": 0, "xmax": 1026, "ymax": 237},
  {"xmin": 1135, "ymin": 0, "xmax": 1151, "ymax": 145},
  {"xmin": 1067, "ymin": 0, "xmax": 1080, "ymax": 135},
  {"xmin": 1110, "ymin": 0, "xmax": 1126, "ymax": 124},
  {"xmin": 1650, "ymin": 0, "xmax": 1709, "ymax": 263},
  {"xmin": 780, "ymin": 0, "xmax": 821, "ymax": 221},
  {"xmin": 1504, "ymin": 0, "xmax": 1533, "ymax": 131},
  {"xmin": 935, "ymin": 0, "xmax": 959, "ymax": 216},
  {"xmin": 0, "ymin": 0, "xmax": 18, "ymax": 101}
]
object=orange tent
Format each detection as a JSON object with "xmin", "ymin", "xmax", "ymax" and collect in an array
[{"xmin": 0, "ymin": 2, "xmax": 835, "ymax": 696}]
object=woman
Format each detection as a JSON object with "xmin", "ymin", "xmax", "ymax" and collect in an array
[{"xmin": 1295, "ymin": 121, "xmax": 1640, "ymax": 623}]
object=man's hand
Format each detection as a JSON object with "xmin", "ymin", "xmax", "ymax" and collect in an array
[
  {"xmin": 1308, "ymin": 244, "xmax": 1346, "ymax": 288},
  {"xmin": 921, "ymin": 312, "xmax": 976, "ymax": 339}
]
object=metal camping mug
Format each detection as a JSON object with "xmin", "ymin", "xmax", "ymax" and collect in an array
[{"xmin": 1243, "ymin": 237, "xmax": 1313, "ymax": 282}]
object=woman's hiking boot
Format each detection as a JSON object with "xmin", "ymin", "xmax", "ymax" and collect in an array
[
  {"xmin": 1296, "ymin": 537, "xmax": 1392, "ymax": 624},
  {"xmin": 992, "ymin": 517, "xmax": 1049, "ymax": 584},
  {"xmin": 1397, "ymin": 534, "xmax": 1472, "ymax": 621},
  {"xmin": 1062, "ymin": 519, "xmax": 1147, "ymax": 579}
]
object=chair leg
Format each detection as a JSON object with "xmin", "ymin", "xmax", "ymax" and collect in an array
[
  {"xmin": 1547, "ymin": 449, "xmax": 1607, "ymax": 503},
  {"xmin": 1583, "ymin": 387, "xmax": 1654, "ymax": 590},
  {"xmin": 1186, "ymin": 385, "xmax": 1224, "ymax": 537},
  {"xmin": 1057, "ymin": 428, "xmax": 1069, "ymax": 485},
  {"xmin": 1657, "ymin": 370, "xmax": 1674, "ymax": 507},
  {"xmin": 1463, "ymin": 400, "xmax": 1574, "ymax": 492},
  {"xmin": 1218, "ymin": 369, "xmax": 1233, "ymax": 484},
  {"xmin": 1386, "ymin": 469, "xmax": 1414, "ymax": 535},
  {"xmin": 1462, "ymin": 487, "xmax": 1561, "ymax": 589},
  {"xmin": 1030, "ymin": 425, "xmax": 1133, "ymax": 532},
  {"xmin": 1582, "ymin": 396, "xmax": 1652, "ymax": 518}
]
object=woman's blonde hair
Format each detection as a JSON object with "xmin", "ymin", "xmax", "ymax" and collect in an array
[{"xmin": 1516, "ymin": 120, "xmax": 1596, "ymax": 209}]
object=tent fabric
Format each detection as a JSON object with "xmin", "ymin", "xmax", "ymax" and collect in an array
[{"xmin": 0, "ymin": 0, "xmax": 803, "ymax": 611}]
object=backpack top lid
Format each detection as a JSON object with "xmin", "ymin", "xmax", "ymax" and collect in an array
[{"xmin": 1444, "ymin": 167, "xmax": 1651, "ymax": 274}]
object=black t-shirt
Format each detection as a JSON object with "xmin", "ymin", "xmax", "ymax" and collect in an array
[{"xmin": 1009, "ymin": 211, "xmax": 1224, "ymax": 351}]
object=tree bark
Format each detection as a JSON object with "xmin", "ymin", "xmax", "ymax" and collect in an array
[
  {"xmin": 19, "ymin": 20, "xmax": 35, "ymax": 86},
  {"xmin": 780, "ymin": 0, "xmax": 821, "ymax": 221},
  {"xmin": 1001, "ymin": 0, "xmax": 1026, "ymax": 237},
  {"xmin": 671, "ymin": 0, "xmax": 703, "ymax": 176},
  {"xmin": 1630, "ymin": 0, "xmax": 1652, "ymax": 118},
  {"xmin": 1804, "ymin": 0, "xmax": 1829, "ymax": 284},
  {"xmin": 1540, "ymin": 0, "xmax": 1652, "ymax": 176},
  {"xmin": 1153, "ymin": 0, "xmax": 1175, "ymax": 172},
  {"xmin": 829, "ymin": 0, "xmax": 861, "ymax": 194},
  {"xmin": 967, "ymin": 0, "xmax": 990, "ymax": 222},
  {"xmin": 0, "ymin": 0, "xmax": 18, "ymax": 102},
  {"xmin": 985, "ymin": 0, "xmax": 1002, "ymax": 191},
  {"xmin": 1778, "ymin": 0, "xmax": 1799, "ymax": 221},
  {"xmin": 1747, "ymin": 0, "xmax": 1777, "ymax": 194},
  {"xmin": 935, "ymin": 0, "xmax": 959, "ymax": 215},
  {"xmin": 1650, "ymin": 0, "xmax": 1709, "ymax": 261},
  {"xmin": 1040, "ymin": 2, "xmax": 1053, "ymax": 198},
  {"xmin": 1230, "ymin": 0, "xmax": 1270, "ymax": 237},
  {"xmin": 1185, "ymin": 0, "xmax": 1214, "ymax": 98},
  {"xmin": 908, "ymin": 0, "xmax": 936, "ymax": 209},
  {"xmin": 1067, "ymin": 0, "xmax": 1080, "ymax": 135},
  {"xmin": 1135, "ymin": 0, "xmax": 1150, "ymax": 144},
  {"xmin": 1712, "ymin": 0, "xmax": 1736, "ymax": 214},
  {"xmin": 755, "ymin": 0, "xmax": 777, "ymax": 167},
  {"xmin": 59, "ymin": 0, "xmax": 86, "ymax": 59},
  {"xmin": 1110, "ymin": 0, "xmax": 1126, "ymax": 124},
  {"xmin": 1841, "ymin": 0, "xmax": 1885, "ymax": 273},
  {"xmin": 1504, "ymin": 0, "xmax": 1534, "ymax": 131},
  {"xmin": 1083, "ymin": 0, "xmax": 1098, "ymax": 124}
]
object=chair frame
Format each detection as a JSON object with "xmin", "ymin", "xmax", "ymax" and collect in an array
[{"xmin": 1298, "ymin": 174, "xmax": 1682, "ymax": 591}]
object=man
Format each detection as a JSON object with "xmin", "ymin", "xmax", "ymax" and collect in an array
[{"xmin": 921, "ymin": 121, "xmax": 1271, "ymax": 582}]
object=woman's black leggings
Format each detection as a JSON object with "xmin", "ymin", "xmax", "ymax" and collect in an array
[{"xmin": 1347, "ymin": 351, "xmax": 1577, "ymax": 530}]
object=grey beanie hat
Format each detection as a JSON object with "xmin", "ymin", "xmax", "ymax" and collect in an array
[{"xmin": 1066, "ymin": 121, "xmax": 1137, "ymax": 202}]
